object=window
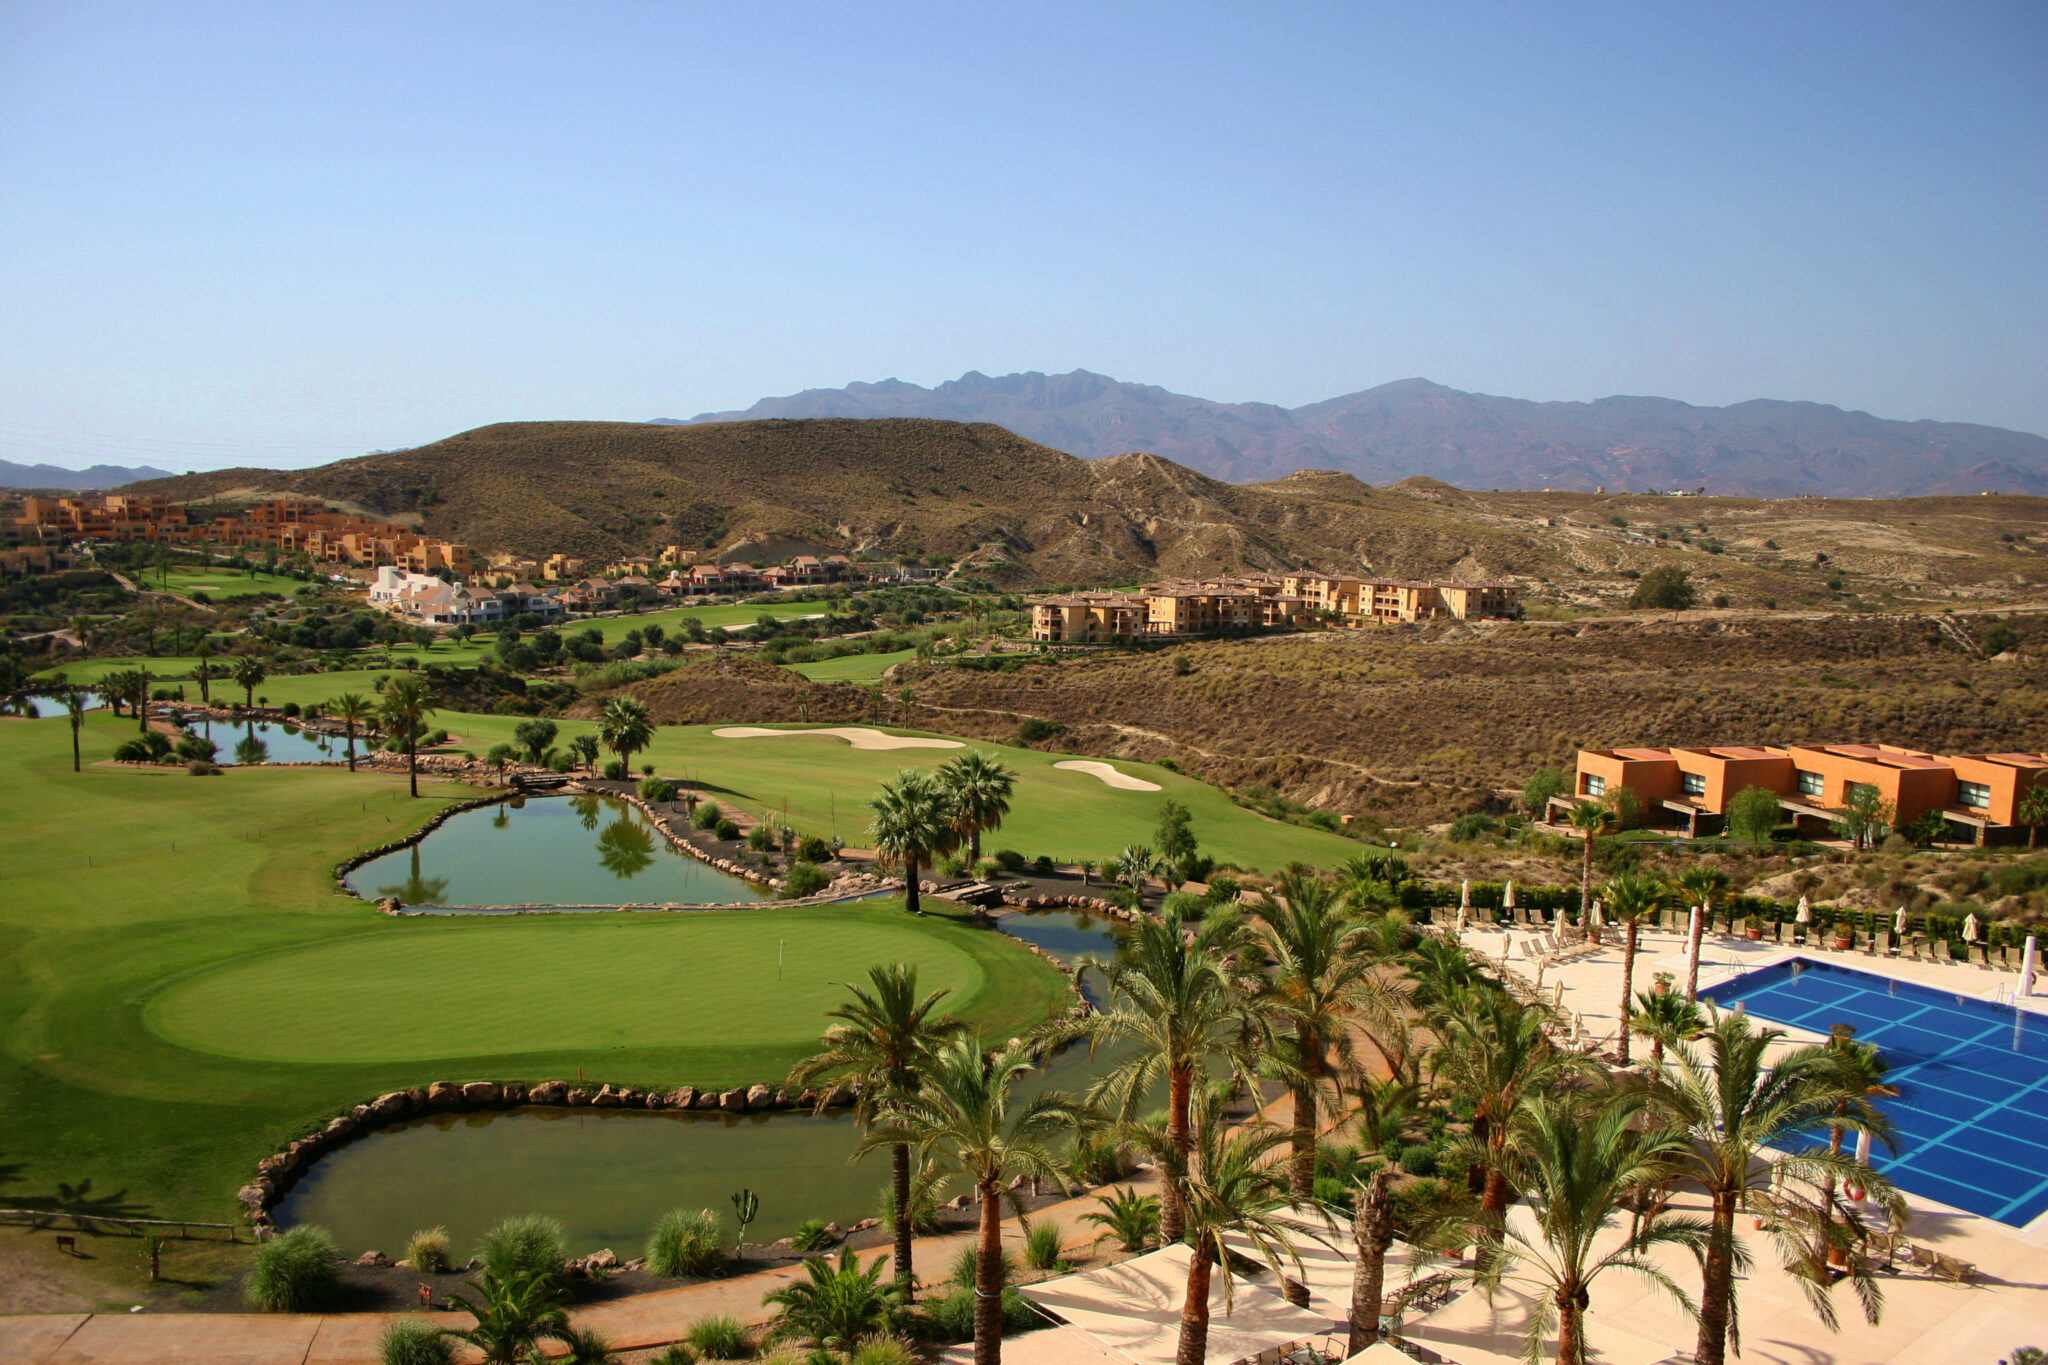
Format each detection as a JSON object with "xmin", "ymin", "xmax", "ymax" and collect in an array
[
  {"xmin": 1847, "ymin": 781, "xmax": 1879, "ymax": 805},
  {"xmin": 1796, "ymin": 769, "xmax": 1824, "ymax": 797},
  {"xmin": 1959, "ymin": 781, "xmax": 1991, "ymax": 810},
  {"xmin": 1681, "ymin": 772, "xmax": 1707, "ymax": 797},
  {"xmin": 1582, "ymin": 773, "xmax": 1607, "ymax": 798}
]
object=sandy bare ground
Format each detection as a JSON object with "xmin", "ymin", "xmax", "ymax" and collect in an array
[
  {"xmin": 710, "ymin": 725, "xmax": 963, "ymax": 751},
  {"xmin": 1052, "ymin": 759, "xmax": 1162, "ymax": 791}
]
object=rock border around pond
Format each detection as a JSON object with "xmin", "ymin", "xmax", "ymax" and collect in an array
[{"xmin": 239, "ymin": 1077, "xmax": 871, "ymax": 1234}]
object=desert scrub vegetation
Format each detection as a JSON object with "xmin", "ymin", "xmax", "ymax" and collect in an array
[
  {"xmin": 477, "ymin": 1213, "xmax": 568, "ymax": 1284},
  {"xmin": 897, "ymin": 613, "xmax": 2048, "ymax": 825},
  {"xmin": 403, "ymin": 1225, "xmax": 452, "ymax": 1273}
]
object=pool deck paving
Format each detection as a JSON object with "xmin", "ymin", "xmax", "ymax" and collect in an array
[{"xmin": 0, "ymin": 1180, "xmax": 1150, "ymax": 1365}]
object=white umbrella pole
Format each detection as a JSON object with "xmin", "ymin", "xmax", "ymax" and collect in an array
[{"xmin": 2021, "ymin": 935, "xmax": 2039, "ymax": 998}]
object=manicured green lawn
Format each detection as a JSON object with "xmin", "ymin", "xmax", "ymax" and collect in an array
[
  {"xmin": 0, "ymin": 712, "xmax": 1064, "ymax": 1223},
  {"xmin": 614, "ymin": 723, "xmax": 1359, "ymax": 870},
  {"xmin": 784, "ymin": 648, "xmax": 918, "ymax": 682},
  {"xmin": 150, "ymin": 911, "xmax": 993, "ymax": 1064},
  {"xmin": 148, "ymin": 568, "xmax": 308, "ymax": 599}
]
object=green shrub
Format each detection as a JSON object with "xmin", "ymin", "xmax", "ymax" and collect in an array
[
  {"xmin": 796, "ymin": 836, "xmax": 832, "ymax": 864},
  {"xmin": 1397, "ymin": 1143, "xmax": 1438, "ymax": 1177},
  {"xmin": 112, "ymin": 737, "xmax": 157, "ymax": 762},
  {"xmin": 603, "ymin": 758, "xmax": 628, "ymax": 780},
  {"xmin": 647, "ymin": 1208, "xmax": 727, "ymax": 1277},
  {"xmin": 1156, "ymin": 757, "xmax": 1181, "ymax": 772},
  {"xmin": 748, "ymin": 823, "xmax": 775, "ymax": 852},
  {"xmin": 247, "ymin": 1225, "xmax": 342, "ymax": 1312},
  {"xmin": 992, "ymin": 848, "xmax": 1026, "ymax": 872},
  {"xmin": 404, "ymin": 1226, "xmax": 452, "ymax": 1273},
  {"xmin": 1024, "ymin": 1219, "xmax": 1065, "ymax": 1270},
  {"xmin": 1448, "ymin": 812, "xmax": 1497, "ymax": 841},
  {"xmin": 1204, "ymin": 874, "xmax": 1240, "ymax": 904},
  {"xmin": 640, "ymin": 775, "xmax": 675, "ymax": 801},
  {"xmin": 378, "ymin": 1317, "xmax": 455, "ymax": 1365},
  {"xmin": 650, "ymin": 1347, "xmax": 697, "ymax": 1365},
  {"xmin": 1033, "ymin": 855, "xmax": 1054, "ymax": 874},
  {"xmin": 477, "ymin": 1214, "xmax": 567, "ymax": 1284},
  {"xmin": 920, "ymin": 1288, "xmax": 1037, "ymax": 1343},
  {"xmin": 715, "ymin": 819, "xmax": 740, "ymax": 841},
  {"xmin": 1313, "ymin": 1175, "xmax": 1354, "ymax": 1213},
  {"xmin": 784, "ymin": 862, "xmax": 832, "ymax": 899},
  {"xmin": 1015, "ymin": 718, "xmax": 1065, "ymax": 744},
  {"xmin": 686, "ymin": 1315, "xmax": 754, "ymax": 1359},
  {"xmin": 791, "ymin": 1218, "xmax": 836, "ymax": 1253},
  {"xmin": 693, "ymin": 800, "xmax": 723, "ymax": 830}
]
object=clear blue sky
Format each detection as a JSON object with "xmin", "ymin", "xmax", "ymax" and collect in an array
[{"xmin": 2, "ymin": 1, "xmax": 2042, "ymax": 472}]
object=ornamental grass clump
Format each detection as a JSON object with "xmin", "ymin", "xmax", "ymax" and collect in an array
[
  {"xmin": 405, "ymin": 1226, "xmax": 452, "ymax": 1273},
  {"xmin": 646, "ymin": 1208, "xmax": 726, "ymax": 1277},
  {"xmin": 685, "ymin": 1314, "xmax": 755, "ymax": 1359},
  {"xmin": 377, "ymin": 1317, "xmax": 455, "ymax": 1365},
  {"xmin": 246, "ymin": 1224, "xmax": 343, "ymax": 1312},
  {"xmin": 1024, "ymin": 1219, "xmax": 1065, "ymax": 1270},
  {"xmin": 477, "ymin": 1213, "xmax": 568, "ymax": 1285},
  {"xmin": 693, "ymin": 800, "xmax": 723, "ymax": 831}
]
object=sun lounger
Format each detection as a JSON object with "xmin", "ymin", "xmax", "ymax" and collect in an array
[{"xmin": 1909, "ymin": 1244, "xmax": 1976, "ymax": 1282}]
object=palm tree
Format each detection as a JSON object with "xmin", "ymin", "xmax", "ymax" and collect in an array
[
  {"xmin": 328, "ymin": 692, "xmax": 373, "ymax": 772},
  {"xmin": 379, "ymin": 675, "xmax": 436, "ymax": 797},
  {"xmin": 938, "ymin": 751, "xmax": 1017, "ymax": 866},
  {"xmin": 192, "ymin": 651, "xmax": 218, "ymax": 707},
  {"xmin": 1813, "ymin": 1024, "xmax": 1901, "ymax": 1267},
  {"xmin": 1345, "ymin": 1145, "xmax": 1476, "ymax": 1352},
  {"xmin": 763, "ymin": 1248, "xmax": 902, "ymax": 1353},
  {"xmin": 861, "ymin": 1039, "xmax": 1086, "ymax": 1365},
  {"xmin": 866, "ymin": 769, "xmax": 957, "ymax": 916},
  {"xmin": 1112, "ymin": 844, "xmax": 1160, "ymax": 907},
  {"xmin": 1602, "ymin": 873, "xmax": 1669, "ymax": 1065},
  {"xmin": 1627, "ymin": 988, "xmax": 1703, "ymax": 1067},
  {"xmin": 60, "ymin": 681, "xmax": 88, "ymax": 772},
  {"xmin": 595, "ymin": 697, "xmax": 653, "ymax": 774},
  {"xmin": 1428, "ymin": 989, "xmax": 1583, "ymax": 1224},
  {"xmin": 1675, "ymin": 866, "xmax": 1731, "ymax": 1000},
  {"xmin": 1477, "ymin": 1090, "xmax": 1709, "ymax": 1365},
  {"xmin": 231, "ymin": 655, "xmax": 267, "ymax": 709},
  {"xmin": 1565, "ymin": 800, "xmax": 1612, "ymax": 919},
  {"xmin": 789, "ymin": 964, "xmax": 965, "ymax": 1297},
  {"xmin": 1171, "ymin": 1100, "xmax": 1311, "ymax": 1365},
  {"xmin": 2018, "ymin": 783, "xmax": 2048, "ymax": 849},
  {"xmin": 1254, "ymin": 871, "xmax": 1382, "ymax": 1200},
  {"xmin": 1665, "ymin": 1010, "xmax": 1905, "ymax": 1365},
  {"xmin": 106, "ymin": 667, "xmax": 150, "ymax": 733},
  {"xmin": 440, "ymin": 1267, "xmax": 572, "ymax": 1363},
  {"xmin": 1078, "ymin": 903, "xmax": 1261, "ymax": 1242}
]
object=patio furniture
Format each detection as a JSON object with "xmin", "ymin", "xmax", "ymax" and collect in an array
[{"xmin": 1909, "ymin": 1244, "xmax": 1976, "ymax": 1282}]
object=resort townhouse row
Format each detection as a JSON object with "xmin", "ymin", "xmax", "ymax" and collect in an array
[
  {"xmin": 1030, "ymin": 570, "xmax": 1519, "ymax": 641},
  {"xmin": 1555, "ymin": 742, "xmax": 2048, "ymax": 845}
]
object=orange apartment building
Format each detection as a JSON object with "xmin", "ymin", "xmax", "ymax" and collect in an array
[
  {"xmin": 15, "ymin": 494, "xmax": 471, "ymax": 577},
  {"xmin": 1031, "ymin": 576, "xmax": 1313, "ymax": 642},
  {"xmin": 1281, "ymin": 571, "xmax": 1518, "ymax": 624},
  {"xmin": 1557, "ymin": 742, "xmax": 2048, "ymax": 844}
]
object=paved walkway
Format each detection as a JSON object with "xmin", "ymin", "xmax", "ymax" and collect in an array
[{"xmin": 0, "ymin": 1177, "xmax": 1158, "ymax": 1365}]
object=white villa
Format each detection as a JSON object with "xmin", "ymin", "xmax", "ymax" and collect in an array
[{"xmin": 368, "ymin": 567, "xmax": 506, "ymax": 627}]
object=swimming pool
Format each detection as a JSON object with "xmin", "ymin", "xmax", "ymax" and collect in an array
[{"xmin": 1703, "ymin": 957, "xmax": 2048, "ymax": 1227}]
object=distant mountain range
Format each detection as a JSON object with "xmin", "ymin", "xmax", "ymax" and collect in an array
[
  {"xmin": 663, "ymin": 371, "xmax": 2048, "ymax": 498},
  {"xmin": 0, "ymin": 459, "xmax": 175, "ymax": 490}
]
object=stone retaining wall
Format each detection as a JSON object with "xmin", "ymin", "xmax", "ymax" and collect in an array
[
  {"xmin": 330, "ymin": 793, "xmax": 516, "ymax": 888},
  {"xmin": 238, "ymin": 1077, "xmax": 869, "ymax": 1234}
]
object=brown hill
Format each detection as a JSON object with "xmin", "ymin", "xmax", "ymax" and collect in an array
[{"xmin": 124, "ymin": 417, "xmax": 2048, "ymax": 606}]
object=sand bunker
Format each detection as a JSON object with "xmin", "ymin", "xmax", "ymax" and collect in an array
[
  {"xmin": 712, "ymin": 726, "xmax": 964, "ymax": 751},
  {"xmin": 1053, "ymin": 760, "xmax": 1162, "ymax": 792}
]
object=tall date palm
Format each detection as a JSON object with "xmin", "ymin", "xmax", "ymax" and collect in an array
[
  {"xmin": 789, "ymin": 964, "xmax": 964, "ymax": 1298},
  {"xmin": 328, "ymin": 691, "xmax": 374, "ymax": 772},
  {"xmin": 379, "ymin": 675, "xmax": 436, "ymax": 798},
  {"xmin": 866, "ymin": 769, "xmax": 957, "ymax": 916},
  {"xmin": 862, "ymin": 1039, "xmax": 1085, "ymax": 1365},
  {"xmin": 938, "ymin": 751, "xmax": 1016, "ymax": 867}
]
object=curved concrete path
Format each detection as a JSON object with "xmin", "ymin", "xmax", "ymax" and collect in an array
[{"xmin": 0, "ymin": 1177, "xmax": 1157, "ymax": 1365}]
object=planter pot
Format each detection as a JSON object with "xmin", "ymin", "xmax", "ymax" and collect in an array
[
  {"xmin": 1745, "ymin": 927, "xmax": 1764, "ymax": 941},
  {"xmin": 1834, "ymin": 935, "xmax": 1853, "ymax": 950}
]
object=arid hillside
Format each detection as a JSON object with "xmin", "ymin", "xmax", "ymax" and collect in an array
[
  {"xmin": 884, "ymin": 610, "xmax": 2048, "ymax": 824},
  {"xmin": 123, "ymin": 418, "xmax": 2048, "ymax": 607}
]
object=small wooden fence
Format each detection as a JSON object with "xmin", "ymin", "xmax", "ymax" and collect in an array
[{"xmin": 0, "ymin": 1209, "xmax": 239, "ymax": 1241}]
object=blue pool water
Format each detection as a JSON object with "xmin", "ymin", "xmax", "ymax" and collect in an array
[{"xmin": 1703, "ymin": 957, "xmax": 2048, "ymax": 1226}]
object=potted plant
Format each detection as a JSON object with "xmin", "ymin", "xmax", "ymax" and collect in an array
[
  {"xmin": 1833, "ymin": 913, "xmax": 1854, "ymax": 951},
  {"xmin": 1652, "ymin": 971, "xmax": 1674, "ymax": 996}
]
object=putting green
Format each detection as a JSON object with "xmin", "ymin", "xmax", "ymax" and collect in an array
[{"xmin": 147, "ymin": 910, "xmax": 985, "ymax": 1064}]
